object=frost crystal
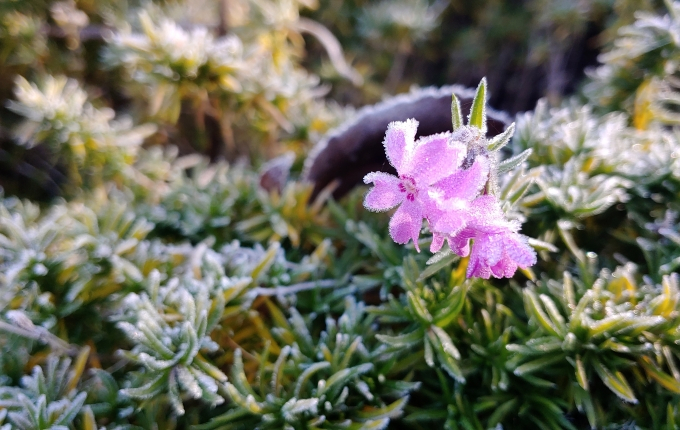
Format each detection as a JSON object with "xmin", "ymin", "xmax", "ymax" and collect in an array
[{"xmin": 363, "ymin": 83, "xmax": 537, "ymax": 279}]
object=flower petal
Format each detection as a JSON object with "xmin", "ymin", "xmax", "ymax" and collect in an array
[
  {"xmin": 430, "ymin": 232, "xmax": 445, "ymax": 253},
  {"xmin": 482, "ymin": 234, "xmax": 504, "ymax": 266},
  {"xmin": 490, "ymin": 258, "xmax": 518, "ymax": 278},
  {"xmin": 449, "ymin": 232, "xmax": 471, "ymax": 257},
  {"xmin": 384, "ymin": 119, "xmax": 418, "ymax": 173},
  {"xmin": 467, "ymin": 246, "xmax": 491, "ymax": 279},
  {"xmin": 407, "ymin": 133, "xmax": 465, "ymax": 185},
  {"xmin": 467, "ymin": 195, "xmax": 512, "ymax": 233},
  {"xmin": 503, "ymin": 233, "xmax": 537, "ymax": 268},
  {"xmin": 363, "ymin": 172, "xmax": 403, "ymax": 211},
  {"xmin": 432, "ymin": 208, "xmax": 468, "ymax": 237},
  {"xmin": 433, "ymin": 157, "xmax": 489, "ymax": 201},
  {"xmin": 389, "ymin": 199, "xmax": 423, "ymax": 251},
  {"xmin": 476, "ymin": 232, "xmax": 536, "ymax": 279}
]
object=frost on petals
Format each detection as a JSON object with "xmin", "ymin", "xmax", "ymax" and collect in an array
[
  {"xmin": 363, "ymin": 113, "xmax": 537, "ymax": 279},
  {"xmin": 363, "ymin": 119, "xmax": 465, "ymax": 251},
  {"xmin": 383, "ymin": 119, "xmax": 418, "ymax": 172},
  {"xmin": 451, "ymin": 196, "xmax": 537, "ymax": 279},
  {"xmin": 389, "ymin": 198, "xmax": 424, "ymax": 251},
  {"xmin": 467, "ymin": 230, "xmax": 536, "ymax": 279},
  {"xmin": 427, "ymin": 157, "xmax": 490, "ymax": 251},
  {"xmin": 363, "ymin": 172, "xmax": 402, "ymax": 211}
]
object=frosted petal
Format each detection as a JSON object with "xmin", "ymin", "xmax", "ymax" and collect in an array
[
  {"xmin": 466, "ymin": 230, "xmax": 536, "ymax": 279},
  {"xmin": 490, "ymin": 257, "xmax": 518, "ymax": 278},
  {"xmin": 423, "ymin": 189, "xmax": 447, "ymax": 228},
  {"xmin": 467, "ymin": 247, "xmax": 491, "ymax": 279},
  {"xmin": 433, "ymin": 157, "xmax": 489, "ymax": 201},
  {"xmin": 389, "ymin": 199, "xmax": 423, "ymax": 251},
  {"xmin": 503, "ymin": 233, "xmax": 537, "ymax": 268},
  {"xmin": 407, "ymin": 133, "xmax": 464, "ymax": 185},
  {"xmin": 384, "ymin": 119, "xmax": 418, "ymax": 173},
  {"xmin": 448, "ymin": 228, "xmax": 473, "ymax": 257},
  {"xmin": 468, "ymin": 195, "xmax": 511, "ymax": 233},
  {"xmin": 451, "ymin": 238, "xmax": 471, "ymax": 257},
  {"xmin": 469, "ymin": 195, "xmax": 502, "ymax": 217},
  {"xmin": 466, "ymin": 234, "xmax": 499, "ymax": 279},
  {"xmin": 432, "ymin": 209, "xmax": 467, "ymax": 237},
  {"xmin": 363, "ymin": 172, "xmax": 403, "ymax": 211},
  {"xmin": 433, "ymin": 195, "xmax": 470, "ymax": 212},
  {"xmin": 483, "ymin": 234, "xmax": 504, "ymax": 266},
  {"xmin": 430, "ymin": 232, "xmax": 445, "ymax": 253}
]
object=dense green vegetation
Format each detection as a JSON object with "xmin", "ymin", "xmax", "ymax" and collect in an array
[{"xmin": 1, "ymin": 0, "xmax": 680, "ymax": 428}]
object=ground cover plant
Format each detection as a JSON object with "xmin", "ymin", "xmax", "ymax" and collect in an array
[{"xmin": 1, "ymin": 0, "xmax": 680, "ymax": 429}]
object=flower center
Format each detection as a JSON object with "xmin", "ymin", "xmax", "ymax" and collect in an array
[{"xmin": 398, "ymin": 176, "xmax": 417, "ymax": 201}]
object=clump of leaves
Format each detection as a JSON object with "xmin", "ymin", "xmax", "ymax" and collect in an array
[
  {"xmin": 3, "ymin": 2, "xmax": 680, "ymax": 430},
  {"xmin": 0, "ymin": 351, "xmax": 92, "ymax": 430},
  {"xmin": 7, "ymin": 75, "xmax": 155, "ymax": 191},
  {"xmin": 584, "ymin": 0, "xmax": 680, "ymax": 124},
  {"xmin": 202, "ymin": 297, "xmax": 415, "ymax": 429},
  {"xmin": 115, "ymin": 270, "xmax": 236, "ymax": 415},
  {"xmin": 103, "ymin": 2, "xmax": 352, "ymax": 161}
]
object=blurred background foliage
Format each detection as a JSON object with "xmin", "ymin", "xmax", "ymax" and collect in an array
[{"xmin": 2, "ymin": 0, "xmax": 680, "ymax": 428}]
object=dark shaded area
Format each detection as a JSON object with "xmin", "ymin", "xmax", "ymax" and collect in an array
[
  {"xmin": 0, "ymin": 122, "xmax": 66, "ymax": 202},
  {"xmin": 302, "ymin": 0, "xmax": 665, "ymax": 115}
]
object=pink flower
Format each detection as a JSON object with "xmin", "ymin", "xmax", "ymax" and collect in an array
[
  {"xmin": 362, "ymin": 113, "xmax": 537, "ymax": 279},
  {"xmin": 363, "ymin": 119, "xmax": 466, "ymax": 251},
  {"xmin": 443, "ymin": 195, "xmax": 536, "ymax": 279}
]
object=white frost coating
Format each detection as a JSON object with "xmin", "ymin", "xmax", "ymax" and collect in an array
[
  {"xmin": 116, "ymin": 321, "xmax": 144, "ymax": 343},
  {"xmin": 137, "ymin": 352, "xmax": 178, "ymax": 371},
  {"xmin": 176, "ymin": 366, "xmax": 202, "ymax": 399},
  {"xmin": 337, "ymin": 313, "xmax": 350, "ymax": 329},
  {"xmin": 190, "ymin": 366, "xmax": 220, "ymax": 395},
  {"xmin": 282, "ymin": 397, "xmax": 319, "ymax": 418},
  {"xmin": 271, "ymin": 345, "xmax": 292, "ymax": 392},
  {"xmin": 245, "ymin": 394, "xmax": 262, "ymax": 413},
  {"xmin": 335, "ymin": 332, "xmax": 349, "ymax": 347},
  {"xmin": 4, "ymin": 310, "xmax": 35, "ymax": 331},
  {"xmin": 355, "ymin": 380, "xmax": 374, "ymax": 401},
  {"xmin": 336, "ymin": 386, "xmax": 349, "ymax": 404},
  {"xmin": 367, "ymin": 417, "xmax": 390, "ymax": 430}
]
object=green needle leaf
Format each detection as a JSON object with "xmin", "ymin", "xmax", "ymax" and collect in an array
[
  {"xmin": 356, "ymin": 396, "xmax": 409, "ymax": 420},
  {"xmin": 592, "ymin": 360, "xmax": 638, "ymax": 404},
  {"xmin": 419, "ymin": 250, "xmax": 459, "ymax": 282},
  {"xmin": 468, "ymin": 78, "xmax": 487, "ymax": 133},
  {"xmin": 498, "ymin": 148, "xmax": 532, "ymax": 174},
  {"xmin": 639, "ymin": 357, "xmax": 680, "ymax": 394},
  {"xmin": 575, "ymin": 354, "xmax": 589, "ymax": 391},
  {"xmin": 406, "ymin": 291, "xmax": 433, "ymax": 324},
  {"xmin": 524, "ymin": 289, "xmax": 561, "ymax": 337},
  {"xmin": 376, "ymin": 329, "xmax": 424, "ymax": 348},
  {"xmin": 487, "ymin": 122, "xmax": 515, "ymax": 151},
  {"xmin": 513, "ymin": 354, "xmax": 565, "ymax": 376},
  {"xmin": 451, "ymin": 93, "xmax": 463, "ymax": 131},
  {"xmin": 487, "ymin": 398, "xmax": 518, "ymax": 427}
]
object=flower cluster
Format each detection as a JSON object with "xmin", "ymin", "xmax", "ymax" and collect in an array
[{"xmin": 363, "ymin": 84, "xmax": 536, "ymax": 279}]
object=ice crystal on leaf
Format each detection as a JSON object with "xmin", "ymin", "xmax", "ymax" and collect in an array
[{"xmin": 363, "ymin": 79, "xmax": 536, "ymax": 278}]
